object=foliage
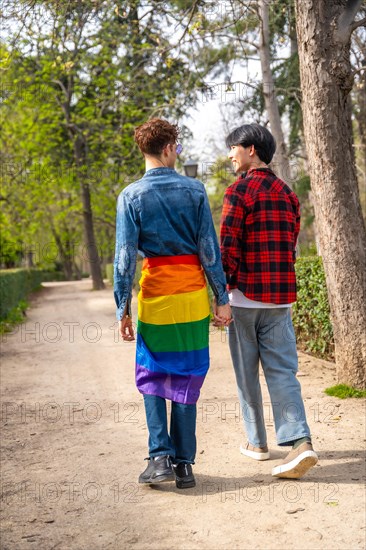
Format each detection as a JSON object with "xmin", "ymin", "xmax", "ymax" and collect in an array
[
  {"xmin": 272, "ymin": 53, "xmax": 302, "ymax": 154},
  {"xmin": 205, "ymin": 157, "xmax": 235, "ymax": 228},
  {"xmin": 293, "ymin": 174, "xmax": 315, "ymax": 246},
  {"xmin": 0, "ymin": 300, "xmax": 28, "ymax": 335},
  {"xmin": 1, "ymin": 1, "xmax": 212, "ymax": 281},
  {"xmin": 106, "ymin": 263, "xmax": 114, "ymax": 286},
  {"xmin": 292, "ymin": 256, "xmax": 334, "ymax": 360},
  {"xmin": 41, "ymin": 271, "xmax": 66, "ymax": 282},
  {"xmin": 188, "ymin": 0, "xmax": 303, "ymax": 158},
  {"xmin": 2, "ymin": 0, "xmax": 365, "ymax": 284},
  {"xmin": 0, "ymin": 268, "xmax": 63, "ymax": 319},
  {"xmin": 324, "ymin": 384, "xmax": 366, "ymax": 399},
  {"xmin": 0, "ymin": 268, "xmax": 42, "ymax": 319}
]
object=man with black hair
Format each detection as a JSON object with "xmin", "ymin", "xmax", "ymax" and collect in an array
[{"xmin": 220, "ymin": 123, "xmax": 318, "ymax": 478}]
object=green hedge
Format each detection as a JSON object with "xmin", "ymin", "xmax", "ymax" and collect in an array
[
  {"xmin": 292, "ymin": 256, "xmax": 334, "ymax": 360},
  {"xmin": 40, "ymin": 271, "xmax": 65, "ymax": 282},
  {"xmin": 0, "ymin": 268, "xmax": 64, "ymax": 320},
  {"xmin": 106, "ymin": 263, "xmax": 114, "ymax": 285}
]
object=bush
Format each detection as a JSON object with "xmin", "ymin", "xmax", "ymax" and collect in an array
[
  {"xmin": 0, "ymin": 269, "xmax": 42, "ymax": 320},
  {"xmin": 106, "ymin": 263, "xmax": 114, "ymax": 285},
  {"xmin": 0, "ymin": 268, "xmax": 64, "ymax": 320},
  {"xmin": 292, "ymin": 256, "xmax": 334, "ymax": 360},
  {"xmin": 40, "ymin": 271, "xmax": 65, "ymax": 282},
  {"xmin": 0, "ymin": 300, "xmax": 28, "ymax": 334}
]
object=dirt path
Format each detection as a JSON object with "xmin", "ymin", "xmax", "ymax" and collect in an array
[{"xmin": 0, "ymin": 280, "xmax": 365, "ymax": 550}]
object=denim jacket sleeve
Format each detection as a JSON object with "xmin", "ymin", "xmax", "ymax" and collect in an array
[
  {"xmin": 197, "ymin": 184, "xmax": 229, "ymax": 306},
  {"xmin": 113, "ymin": 191, "xmax": 140, "ymax": 320}
]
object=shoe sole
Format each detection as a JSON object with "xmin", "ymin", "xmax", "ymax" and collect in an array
[
  {"xmin": 272, "ymin": 451, "xmax": 318, "ymax": 479},
  {"xmin": 175, "ymin": 479, "xmax": 196, "ymax": 489},
  {"xmin": 240, "ymin": 445, "xmax": 270, "ymax": 461},
  {"xmin": 139, "ymin": 473, "xmax": 175, "ymax": 484}
]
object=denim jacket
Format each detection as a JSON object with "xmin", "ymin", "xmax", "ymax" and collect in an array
[{"xmin": 114, "ymin": 167, "xmax": 229, "ymax": 319}]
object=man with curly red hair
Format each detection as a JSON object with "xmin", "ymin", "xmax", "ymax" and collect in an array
[{"xmin": 114, "ymin": 118, "xmax": 231, "ymax": 488}]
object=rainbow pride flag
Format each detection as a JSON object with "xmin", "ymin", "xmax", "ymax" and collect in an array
[{"xmin": 136, "ymin": 254, "xmax": 210, "ymax": 404}]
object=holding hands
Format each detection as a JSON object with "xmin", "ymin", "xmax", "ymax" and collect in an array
[{"xmin": 212, "ymin": 299, "xmax": 232, "ymax": 327}]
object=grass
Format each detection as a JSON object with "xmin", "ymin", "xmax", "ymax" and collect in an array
[
  {"xmin": 0, "ymin": 300, "xmax": 28, "ymax": 335},
  {"xmin": 324, "ymin": 384, "xmax": 366, "ymax": 399}
]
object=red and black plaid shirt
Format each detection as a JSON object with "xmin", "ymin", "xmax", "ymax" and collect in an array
[{"xmin": 220, "ymin": 167, "xmax": 300, "ymax": 304}]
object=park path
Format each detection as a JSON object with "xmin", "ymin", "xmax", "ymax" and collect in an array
[{"xmin": 0, "ymin": 280, "xmax": 365, "ymax": 550}]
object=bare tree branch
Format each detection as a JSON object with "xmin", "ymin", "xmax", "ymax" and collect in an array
[
  {"xmin": 175, "ymin": 0, "xmax": 201, "ymax": 47},
  {"xmin": 51, "ymin": 79, "xmax": 69, "ymax": 101},
  {"xmin": 351, "ymin": 65, "xmax": 366, "ymax": 77},
  {"xmin": 335, "ymin": 0, "xmax": 364, "ymax": 44},
  {"xmin": 350, "ymin": 16, "xmax": 366, "ymax": 33},
  {"xmin": 339, "ymin": 0, "xmax": 364, "ymax": 29}
]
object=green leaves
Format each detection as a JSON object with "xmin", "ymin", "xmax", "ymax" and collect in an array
[
  {"xmin": 292, "ymin": 257, "xmax": 334, "ymax": 360},
  {"xmin": 1, "ymin": 1, "xmax": 206, "ymax": 276}
]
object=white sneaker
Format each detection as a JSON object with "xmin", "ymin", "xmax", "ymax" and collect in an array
[
  {"xmin": 272, "ymin": 442, "xmax": 318, "ymax": 478},
  {"xmin": 240, "ymin": 442, "xmax": 270, "ymax": 461}
]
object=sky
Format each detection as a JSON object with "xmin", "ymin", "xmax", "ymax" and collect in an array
[{"xmin": 181, "ymin": 59, "xmax": 262, "ymax": 174}]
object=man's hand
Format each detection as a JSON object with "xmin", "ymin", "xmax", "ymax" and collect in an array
[
  {"xmin": 212, "ymin": 300, "xmax": 232, "ymax": 327},
  {"xmin": 119, "ymin": 315, "xmax": 135, "ymax": 341}
]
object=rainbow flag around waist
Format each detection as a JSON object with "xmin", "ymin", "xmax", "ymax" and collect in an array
[{"xmin": 136, "ymin": 254, "xmax": 210, "ymax": 404}]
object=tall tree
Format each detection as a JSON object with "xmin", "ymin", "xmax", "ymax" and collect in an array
[
  {"xmin": 1, "ymin": 1, "xmax": 206, "ymax": 282},
  {"xmin": 184, "ymin": 0, "xmax": 297, "ymax": 183},
  {"xmin": 352, "ymin": 28, "xmax": 366, "ymax": 216},
  {"xmin": 258, "ymin": 0, "xmax": 292, "ymax": 182},
  {"xmin": 295, "ymin": 0, "xmax": 366, "ymax": 388}
]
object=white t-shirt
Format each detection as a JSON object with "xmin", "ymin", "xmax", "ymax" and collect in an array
[{"xmin": 229, "ymin": 288, "xmax": 293, "ymax": 309}]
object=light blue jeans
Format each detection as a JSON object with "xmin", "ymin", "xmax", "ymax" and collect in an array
[{"xmin": 228, "ymin": 307, "xmax": 311, "ymax": 447}]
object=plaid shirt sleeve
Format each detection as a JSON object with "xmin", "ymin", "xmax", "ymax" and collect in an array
[
  {"xmin": 292, "ymin": 193, "xmax": 301, "ymax": 261},
  {"xmin": 220, "ymin": 184, "xmax": 246, "ymax": 286}
]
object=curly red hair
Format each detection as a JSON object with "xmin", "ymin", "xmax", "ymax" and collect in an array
[{"xmin": 134, "ymin": 118, "xmax": 179, "ymax": 155}]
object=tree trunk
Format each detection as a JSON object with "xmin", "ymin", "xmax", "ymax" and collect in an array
[
  {"xmin": 25, "ymin": 251, "xmax": 34, "ymax": 268},
  {"xmin": 295, "ymin": 0, "xmax": 366, "ymax": 389},
  {"xmin": 50, "ymin": 227, "xmax": 73, "ymax": 280},
  {"xmin": 57, "ymin": 67, "xmax": 105, "ymax": 290},
  {"xmin": 355, "ymin": 67, "xmax": 366, "ymax": 218},
  {"xmin": 258, "ymin": 0, "xmax": 292, "ymax": 184},
  {"xmin": 74, "ymin": 136, "xmax": 105, "ymax": 290}
]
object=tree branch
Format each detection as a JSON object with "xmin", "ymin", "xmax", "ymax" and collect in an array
[
  {"xmin": 350, "ymin": 16, "xmax": 366, "ymax": 33},
  {"xmin": 351, "ymin": 65, "xmax": 366, "ymax": 77},
  {"xmin": 51, "ymin": 79, "xmax": 69, "ymax": 100},
  {"xmin": 335, "ymin": 0, "xmax": 364, "ymax": 44},
  {"xmin": 176, "ymin": 0, "xmax": 200, "ymax": 46},
  {"xmin": 339, "ymin": 0, "xmax": 364, "ymax": 29}
]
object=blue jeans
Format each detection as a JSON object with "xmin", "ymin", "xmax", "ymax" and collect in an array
[
  {"xmin": 143, "ymin": 394, "xmax": 196, "ymax": 464},
  {"xmin": 228, "ymin": 307, "xmax": 311, "ymax": 447}
]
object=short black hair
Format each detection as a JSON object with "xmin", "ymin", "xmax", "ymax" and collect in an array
[{"xmin": 225, "ymin": 123, "xmax": 276, "ymax": 164}]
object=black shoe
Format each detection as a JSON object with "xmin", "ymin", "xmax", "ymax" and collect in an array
[
  {"xmin": 173, "ymin": 463, "xmax": 196, "ymax": 489},
  {"xmin": 138, "ymin": 455, "xmax": 175, "ymax": 484}
]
